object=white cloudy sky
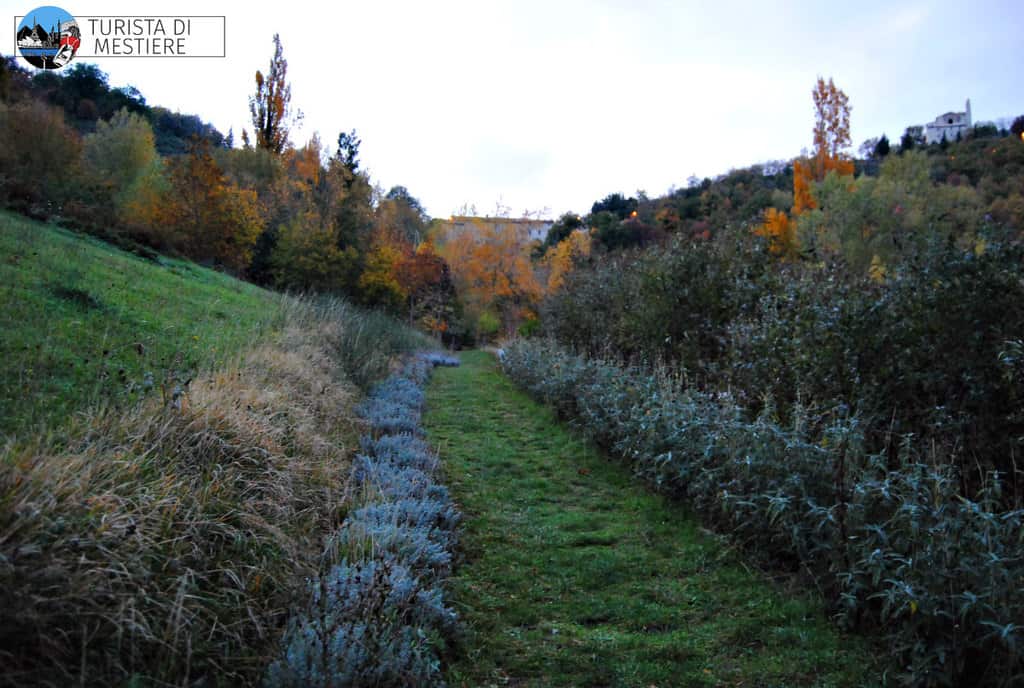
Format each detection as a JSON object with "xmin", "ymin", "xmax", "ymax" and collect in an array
[{"xmin": 3, "ymin": 0, "xmax": 1023, "ymax": 217}]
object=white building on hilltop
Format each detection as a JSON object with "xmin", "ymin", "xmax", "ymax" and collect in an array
[{"xmin": 925, "ymin": 99, "xmax": 971, "ymax": 144}]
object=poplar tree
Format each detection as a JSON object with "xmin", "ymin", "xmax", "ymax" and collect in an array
[
  {"xmin": 811, "ymin": 76, "xmax": 852, "ymax": 176},
  {"xmin": 249, "ymin": 34, "xmax": 300, "ymax": 155}
]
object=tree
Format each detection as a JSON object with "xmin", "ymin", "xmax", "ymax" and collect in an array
[
  {"xmin": 591, "ymin": 192, "xmax": 637, "ymax": 219},
  {"xmin": 811, "ymin": 76, "xmax": 853, "ymax": 179},
  {"xmin": 59, "ymin": 63, "xmax": 108, "ymax": 120},
  {"xmin": 543, "ymin": 228, "xmax": 592, "ymax": 293},
  {"xmin": 812, "ymin": 77, "xmax": 851, "ymax": 160},
  {"xmin": 83, "ymin": 108, "xmax": 157, "ymax": 195},
  {"xmin": 900, "ymin": 125, "xmax": 925, "ymax": 152},
  {"xmin": 335, "ymin": 129, "xmax": 361, "ymax": 188},
  {"xmin": 753, "ymin": 207, "xmax": 798, "ymax": 259},
  {"xmin": 754, "ymin": 77, "xmax": 852, "ymax": 258},
  {"xmin": 0, "ymin": 57, "xmax": 9, "ymax": 102},
  {"xmin": 81, "ymin": 108, "xmax": 161, "ymax": 235},
  {"xmin": 162, "ymin": 138, "xmax": 263, "ymax": 271},
  {"xmin": 874, "ymin": 134, "xmax": 891, "ymax": 158},
  {"xmin": 437, "ymin": 218, "xmax": 542, "ymax": 336},
  {"xmin": 249, "ymin": 34, "xmax": 300, "ymax": 155},
  {"xmin": 792, "ymin": 159, "xmax": 817, "ymax": 215},
  {"xmin": 541, "ymin": 212, "xmax": 584, "ymax": 251},
  {"xmin": 0, "ymin": 100, "xmax": 81, "ymax": 207},
  {"xmin": 118, "ymin": 160, "xmax": 170, "ymax": 245},
  {"xmin": 593, "ymin": 215, "xmax": 663, "ymax": 251},
  {"xmin": 358, "ymin": 242, "xmax": 407, "ymax": 312},
  {"xmin": 378, "ymin": 185, "xmax": 428, "ymax": 245},
  {"xmin": 859, "ymin": 137, "xmax": 880, "ymax": 160},
  {"xmin": 900, "ymin": 130, "xmax": 915, "ymax": 152},
  {"xmin": 1012, "ymin": 116, "xmax": 1024, "ymax": 140},
  {"xmin": 333, "ymin": 169, "xmax": 375, "ymax": 252},
  {"xmin": 395, "ymin": 243, "xmax": 455, "ymax": 331},
  {"xmin": 149, "ymin": 106, "xmax": 225, "ymax": 155},
  {"xmin": 270, "ymin": 215, "xmax": 360, "ymax": 292}
]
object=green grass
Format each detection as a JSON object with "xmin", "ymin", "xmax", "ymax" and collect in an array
[
  {"xmin": 424, "ymin": 351, "xmax": 882, "ymax": 688},
  {"xmin": 0, "ymin": 211, "xmax": 282, "ymax": 439}
]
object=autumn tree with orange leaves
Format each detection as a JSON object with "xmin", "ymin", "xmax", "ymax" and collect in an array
[
  {"xmin": 811, "ymin": 76, "xmax": 855, "ymax": 180},
  {"xmin": 437, "ymin": 218, "xmax": 542, "ymax": 339},
  {"xmin": 395, "ymin": 242, "xmax": 456, "ymax": 334},
  {"xmin": 161, "ymin": 138, "xmax": 264, "ymax": 272},
  {"xmin": 756, "ymin": 76, "xmax": 853, "ymax": 258},
  {"xmin": 543, "ymin": 228, "xmax": 591, "ymax": 294}
]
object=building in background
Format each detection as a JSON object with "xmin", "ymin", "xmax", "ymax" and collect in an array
[{"xmin": 925, "ymin": 99, "xmax": 972, "ymax": 144}]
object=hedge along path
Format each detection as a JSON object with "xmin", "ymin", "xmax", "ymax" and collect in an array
[{"xmin": 424, "ymin": 351, "xmax": 881, "ymax": 688}]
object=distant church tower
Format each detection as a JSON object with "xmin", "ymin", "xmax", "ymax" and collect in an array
[{"xmin": 966, "ymin": 98, "xmax": 972, "ymax": 127}]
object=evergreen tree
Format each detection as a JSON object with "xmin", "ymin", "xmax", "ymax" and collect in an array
[{"xmin": 873, "ymin": 134, "xmax": 890, "ymax": 158}]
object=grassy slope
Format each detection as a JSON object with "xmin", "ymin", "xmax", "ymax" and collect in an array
[
  {"xmin": 0, "ymin": 213, "xmax": 434, "ymax": 684},
  {"xmin": 0, "ymin": 211, "xmax": 280, "ymax": 439},
  {"xmin": 425, "ymin": 351, "xmax": 880, "ymax": 688}
]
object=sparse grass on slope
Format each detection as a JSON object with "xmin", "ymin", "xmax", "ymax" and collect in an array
[
  {"xmin": 424, "ymin": 351, "xmax": 881, "ymax": 688},
  {"xmin": 0, "ymin": 211, "xmax": 280, "ymax": 439}
]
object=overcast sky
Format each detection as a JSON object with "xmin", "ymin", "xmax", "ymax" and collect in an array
[{"xmin": 3, "ymin": 0, "xmax": 1023, "ymax": 218}]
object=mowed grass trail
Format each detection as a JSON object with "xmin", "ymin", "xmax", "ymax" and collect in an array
[{"xmin": 424, "ymin": 351, "xmax": 880, "ymax": 688}]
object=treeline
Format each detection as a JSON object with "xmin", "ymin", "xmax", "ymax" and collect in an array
[
  {"xmin": 0, "ymin": 41, "xmax": 458, "ymax": 337},
  {"xmin": 571, "ymin": 129, "xmax": 1023, "ymax": 258},
  {"xmin": 485, "ymin": 100, "xmax": 1023, "ymax": 342}
]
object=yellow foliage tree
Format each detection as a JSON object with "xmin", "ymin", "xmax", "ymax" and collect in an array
[
  {"xmin": 358, "ymin": 242, "xmax": 407, "ymax": 312},
  {"xmin": 543, "ymin": 228, "xmax": 592, "ymax": 294},
  {"xmin": 754, "ymin": 207, "xmax": 799, "ymax": 259}
]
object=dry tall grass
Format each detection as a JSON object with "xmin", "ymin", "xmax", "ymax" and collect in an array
[{"xmin": 0, "ymin": 299, "xmax": 373, "ymax": 686}]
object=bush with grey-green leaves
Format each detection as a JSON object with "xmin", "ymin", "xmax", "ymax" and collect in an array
[
  {"xmin": 266, "ymin": 353, "xmax": 460, "ymax": 687},
  {"xmin": 502, "ymin": 339, "xmax": 1023, "ymax": 687}
]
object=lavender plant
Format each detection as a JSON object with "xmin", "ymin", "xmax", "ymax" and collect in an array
[{"xmin": 267, "ymin": 352, "xmax": 461, "ymax": 688}]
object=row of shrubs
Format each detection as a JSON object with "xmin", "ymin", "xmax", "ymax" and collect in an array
[
  {"xmin": 266, "ymin": 352, "xmax": 461, "ymax": 687},
  {"xmin": 543, "ymin": 230, "xmax": 1024, "ymax": 497},
  {"xmin": 501, "ymin": 339, "xmax": 1023, "ymax": 687}
]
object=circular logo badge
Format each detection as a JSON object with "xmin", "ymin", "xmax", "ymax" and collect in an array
[{"xmin": 17, "ymin": 5, "xmax": 80, "ymax": 70}]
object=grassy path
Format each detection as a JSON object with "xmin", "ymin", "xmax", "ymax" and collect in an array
[{"xmin": 423, "ymin": 350, "xmax": 879, "ymax": 688}]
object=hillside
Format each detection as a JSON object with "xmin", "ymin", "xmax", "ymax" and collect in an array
[
  {"xmin": 0, "ymin": 210, "xmax": 280, "ymax": 439},
  {"xmin": 0, "ymin": 214, "xmax": 436, "ymax": 685}
]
